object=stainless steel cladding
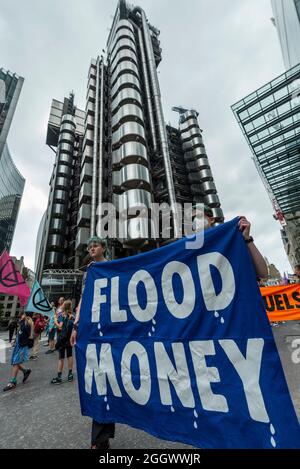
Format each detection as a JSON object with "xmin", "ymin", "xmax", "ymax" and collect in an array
[
  {"xmin": 97, "ymin": 60, "xmax": 105, "ymax": 235},
  {"xmin": 182, "ymin": 135, "xmax": 203, "ymax": 151},
  {"xmin": 112, "ymin": 141, "xmax": 148, "ymax": 167},
  {"xmin": 180, "ymin": 126, "xmax": 202, "ymax": 142},
  {"xmin": 113, "ymin": 188, "xmax": 152, "ymax": 214},
  {"xmin": 77, "ymin": 203, "xmax": 91, "ymax": 226},
  {"xmin": 111, "ymin": 88, "xmax": 143, "ymax": 111},
  {"xmin": 118, "ymin": 217, "xmax": 156, "ymax": 245},
  {"xmin": 204, "ymin": 193, "xmax": 221, "ymax": 207},
  {"xmin": 186, "ymin": 158, "xmax": 210, "ymax": 172},
  {"xmin": 111, "ymin": 28, "xmax": 135, "ymax": 52},
  {"xmin": 111, "ymin": 49, "xmax": 138, "ymax": 73},
  {"xmin": 211, "ymin": 207, "xmax": 224, "ymax": 221},
  {"xmin": 91, "ymin": 57, "xmax": 100, "ymax": 237},
  {"xmin": 138, "ymin": 27, "xmax": 157, "ymax": 150},
  {"xmin": 112, "ymin": 163, "xmax": 151, "ymax": 190},
  {"xmin": 45, "ymin": 252, "xmax": 64, "ymax": 266},
  {"xmin": 109, "ymin": 17, "xmax": 153, "ymax": 245},
  {"xmin": 48, "ymin": 234, "xmax": 64, "ymax": 249},
  {"xmin": 111, "ymin": 61, "xmax": 139, "ymax": 84},
  {"xmin": 139, "ymin": 7, "xmax": 180, "ymax": 237},
  {"xmin": 112, "ymin": 103, "xmax": 144, "ymax": 129},
  {"xmin": 188, "ymin": 169, "xmax": 213, "ymax": 183},
  {"xmin": 111, "ymin": 38, "xmax": 137, "ymax": 62},
  {"xmin": 179, "ymin": 109, "xmax": 223, "ymax": 220},
  {"xmin": 201, "ymin": 180, "xmax": 217, "ymax": 194},
  {"xmin": 184, "ymin": 147, "xmax": 207, "ymax": 162},
  {"xmin": 112, "ymin": 122, "xmax": 146, "ymax": 146},
  {"xmin": 111, "ymin": 74, "xmax": 140, "ymax": 99},
  {"xmin": 49, "ymin": 218, "xmax": 67, "ymax": 233}
]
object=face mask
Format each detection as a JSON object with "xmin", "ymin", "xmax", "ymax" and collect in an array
[{"xmin": 192, "ymin": 216, "xmax": 210, "ymax": 231}]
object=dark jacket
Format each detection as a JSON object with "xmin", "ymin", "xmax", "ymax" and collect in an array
[{"xmin": 18, "ymin": 320, "xmax": 31, "ymax": 347}]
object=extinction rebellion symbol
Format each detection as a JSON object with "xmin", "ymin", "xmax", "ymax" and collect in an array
[
  {"xmin": 0, "ymin": 259, "xmax": 25, "ymax": 288},
  {"xmin": 32, "ymin": 288, "xmax": 52, "ymax": 313}
]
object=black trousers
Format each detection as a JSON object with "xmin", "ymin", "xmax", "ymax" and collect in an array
[
  {"xmin": 91, "ymin": 420, "xmax": 115, "ymax": 445},
  {"xmin": 9, "ymin": 327, "xmax": 16, "ymax": 343}
]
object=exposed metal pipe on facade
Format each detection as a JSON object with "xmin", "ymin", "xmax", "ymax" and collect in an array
[
  {"xmin": 137, "ymin": 7, "xmax": 181, "ymax": 238},
  {"xmin": 91, "ymin": 57, "xmax": 100, "ymax": 236},
  {"xmin": 137, "ymin": 27, "xmax": 157, "ymax": 152},
  {"xmin": 97, "ymin": 58, "xmax": 105, "ymax": 232}
]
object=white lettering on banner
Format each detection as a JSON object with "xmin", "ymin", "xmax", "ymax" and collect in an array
[
  {"xmin": 121, "ymin": 341, "xmax": 151, "ymax": 405},
  {"xmin": 84, "ymin": 339, "xmax": 269, "ymax": 424},
  {"xmin": 219, "ymin": 339, "xmax": 269, "ymax": 423},
  {"xmin": 197, "ymin": 253, "xmax": 235, "ymax": 311},
  {"xmin": 85, "ymin": 343, "xmax": 122, "ymax": 397},
  {"xmin": 154, "ymin": 342, "xmax": 195, "ymax": 408},
  {"xmin": 161, "ymin": 261, "xmax": 196, "ymax": 319},
  {"xmin": 189, "ymin": 341, "xmax": 229, "ymax": 413},
  {"xmin": 92, "ymin": 278, "xmax": 108, "ymax": 323},
  {"xmin": 111, "ymin": 276, "xmax": 127, "ymax": 323},
  {"xmin": 90, "ymin": 253, "xmax": 236, "ymax": 323},
  {"xmin": 128, "ymin": 270, "xmax": 158, "ymax": 322}
]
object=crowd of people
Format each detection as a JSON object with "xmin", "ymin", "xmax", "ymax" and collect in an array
[{"xmin": 3, "ymin": 297, "xmax": 75, "ymax": 391}]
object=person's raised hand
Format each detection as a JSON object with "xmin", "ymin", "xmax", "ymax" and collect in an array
[{"xmin": 238, "ymin": 216, "xmax": 251, "ymax": 240}]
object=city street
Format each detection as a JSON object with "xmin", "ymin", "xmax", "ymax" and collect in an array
[{"xmin": 0, "ymin": 322, "xmax": 299, "ymax": 449}]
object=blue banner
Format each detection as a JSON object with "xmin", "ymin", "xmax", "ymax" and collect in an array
[
  {"xmin": 25, "ymin": 280, "xmax": 53, "ymax": 317},
  {"xmin": 76, "ymin": 218, "xmax": 300, "ymax": 448}
]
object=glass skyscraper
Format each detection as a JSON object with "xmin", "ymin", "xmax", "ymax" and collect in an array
[
  {"xmin": 232, "ymin": 2, "xmax": 300, "ymax": 268},
  {"xmin": 0, "ymin": 68, "xmax": 25, "ymax": 254},
  {"xmin": 0, "ymin": 144, "xmax": 25, "ymax": 254},
  {"xmin": 271, "ymin": 0, "xmax": 300, "ymax": 69},
  {"xmin": 232, "ymin": 64, "xmax": 300, "ymax": 266}
]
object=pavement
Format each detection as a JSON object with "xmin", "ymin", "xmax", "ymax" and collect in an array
[{"xmin": 0, "ymin": 322, "xmax": 299, "ymax": 449}]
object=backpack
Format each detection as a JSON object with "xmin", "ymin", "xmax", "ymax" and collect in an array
[
  {"xmin": 55, "ymin": 316, "xmax": 73, "ymax": 350},
  {"xmin": 34, "ymin": 316, "xmax": 46, "ymax": 334}
]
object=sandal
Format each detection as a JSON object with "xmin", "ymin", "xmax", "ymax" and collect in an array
[{"xmin": 3, "ymin": 382, "xmax": 17, "ymax": 392}]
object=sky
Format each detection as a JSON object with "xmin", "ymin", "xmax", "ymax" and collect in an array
[{"xmin": 1, "ymin": 0, "xmax": 289, "ymax": 273}]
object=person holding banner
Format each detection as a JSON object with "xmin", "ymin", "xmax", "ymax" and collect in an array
[
  {"xmin": 191, "ymin": 205, "xmax": 268, "ymax": 279},
  {"xmin": 71, "ymin": 215, "xmax": 267, "ymax": 449},
  {"xmin": 70, "ymin": 237, "xmax": 115, "ymax": 450},
  {"xmin": 3, "ymin": 312, "xmax": 33, "ymax": 392}
]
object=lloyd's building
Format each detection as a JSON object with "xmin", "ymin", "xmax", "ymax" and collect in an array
[{"xmin": 35, "ymin": 0, "xmax": 223, "ymax": 300}]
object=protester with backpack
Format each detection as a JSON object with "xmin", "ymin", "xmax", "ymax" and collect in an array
[
  {"xmin": 30, "ymin": 313, "xmax": 46, "ymax": 360},
  {"xmin": 3, "ymin": 311, "xmax": 34, "ymax": 392},
  {"xmin": 50, "ymin": 300, "xmax": 74, "ymax": 385}
]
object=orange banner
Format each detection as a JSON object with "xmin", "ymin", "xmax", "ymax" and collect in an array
[{"xmin": 260, "ymin": 284, "xmax": 300, "ymax": 322}]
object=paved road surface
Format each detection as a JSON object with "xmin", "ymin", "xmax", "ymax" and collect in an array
[{"xmin": 0, "ymin": 322, "xmax": 299, "ymax": 449}]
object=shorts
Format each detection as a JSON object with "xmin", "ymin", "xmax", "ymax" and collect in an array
[
  {"xmin": 11, "ymin": 339, "xmax": 29, "ymax": 365},
  {"xmin": 48, "ymin": 329, "xmax": 56, "ymax": 341},
  {"xmin": 58, "ymin": 346, "xmax": 73, "ymax": 360}
]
